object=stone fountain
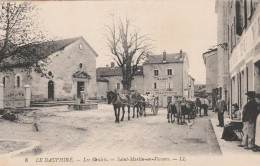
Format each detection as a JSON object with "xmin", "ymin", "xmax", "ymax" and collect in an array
[{"xmin": 68, "ymin": 91, "xmax": 98, "ymax": 111}]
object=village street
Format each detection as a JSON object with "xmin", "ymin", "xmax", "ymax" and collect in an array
[{"xmin": 0, "ymin": 104, "xmax": 221, "ymax": 158}]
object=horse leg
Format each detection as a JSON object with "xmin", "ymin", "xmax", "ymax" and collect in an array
[
  {"xmin": 128, "ymin": 106, "xmax": 130, "ymax": 120},
  {"xmin": 167, "ymin": 108, "xmax": 170, "ymax": 123},
  {"xmin": 137, "ymin": 106, "xmax": 139, "ymax": 118},
  {"xmin": 121, "ymin": 106, "xmax": 125, "ymax": 121},
  {"xmin": 139, "ymin": 104, "xmax": 142, "ymax": 117},
  {"xmin": 117, "ymin": 107, "xmax": 120, "ymax": 123},
  {"xmin": 143, "ymin": 104, "xmax": 146, "ymax": 117},
  {"xmin": 132, "ymin": 106, "xmax": 135, "ymax": 118},
  {"xmin": 113, "ymin": 105, "xmax": 117, "ymax": 123}
]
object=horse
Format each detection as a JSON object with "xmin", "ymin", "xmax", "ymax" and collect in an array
[
  {"xmin": 180, "ymin": 101, "xmax": 194, "ymax": 124},
  {"xmin": 186, "ymin": 100, "xmax": 196, "ymax": 119},
  {"xmin": 106, "ymin": 91, "xmax": 145, "ymax": 123},
  {"xmin": 107, "ymin": 91, "xmax": 124, "ymax": 123},
  {"xmin": 174, "ymin": 100, "xmax": 193, "ymax": 125},
  {"xmin": 130, "ymin": 92, "xmax": 146, "ymax": 118},
  {"xmin": 167, "ymin": 102, "xmax": 177, "ymax": 123}
]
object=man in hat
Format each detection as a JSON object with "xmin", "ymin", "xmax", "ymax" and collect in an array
[
  {"xmin": 215, "ymin": 94, "xmax": 226, "ymax": 127},
  {"xmin": 238, "ymin": 91, "xmax": 259, "ymax": 149}
]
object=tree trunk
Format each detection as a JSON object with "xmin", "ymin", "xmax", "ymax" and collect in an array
[{"xmin": 122, "ymin": 78, "xmax": 132, "ymax": 91}]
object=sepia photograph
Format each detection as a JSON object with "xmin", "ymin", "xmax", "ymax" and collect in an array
[{"xmin": 0, "ymin": 0, "xmax": 260, "ymax": 166}]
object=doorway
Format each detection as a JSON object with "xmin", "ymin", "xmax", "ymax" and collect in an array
[
  {"xmin": 48, "ymin": 80, "xmax": 54, "ymax": 100},
  {"xmin": 77, "ymin": 81, "xmax": 85, "ymax": 97}
]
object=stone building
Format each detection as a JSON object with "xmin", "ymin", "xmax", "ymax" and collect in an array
[
  {"xmin": 143, "ymin": 50, "xmax": 192, "ymax": 107},
  {"xmin": 215, "ymin": 0, "xmax": 260, "ymax": 113},
  {"xmin": 96, "ymin": 64, "xmax": 144, "ymax": 98},
  {"xmin": 215, "ymin": 0, "xmax": 230, "ymax": 102},
  {"xmin": 203, "ymin": 48, "xmax": 218, "ymax": 95},
  {"xmin": 0, "ymin": 37, "xmax": 98, "ymax": 107},
  {"xmin": 97, "ymin": 50, "xmax": 194, "ymax": 107},
  {"xmin": 188, "ymin": 75, "xmax": 195, "ymax": 98}
]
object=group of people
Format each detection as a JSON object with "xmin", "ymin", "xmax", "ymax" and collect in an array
[
  {"xmin": 195, "ymin": 96, "xmax": 210, "ymax": 117},
  {"xmin": 215, "ymin": 91, "xmax": 260, "ymax": 152}
]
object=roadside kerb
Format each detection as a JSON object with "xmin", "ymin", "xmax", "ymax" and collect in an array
[{"xmin": 0, "ymin": 139, "xmax": 40, "ymax": 157}]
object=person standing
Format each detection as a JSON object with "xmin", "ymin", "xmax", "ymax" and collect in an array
[
  {"xmin": 215, "ymin": 94, "xmax": 226, "ymax": 127},
  {"xmin": 204, "ymin": 96, "xmax": 209, "ymax": 116},
  {"xmin": 195, "ymin": 98, "xmax": 201, "ymax": 117},
  {"xmin": 200, "ymin": 98, "xmax": 205, "ymax": 116},
  {"xmin": 238, "ymin": 91, "xmax": 259, "ymax": 150}
]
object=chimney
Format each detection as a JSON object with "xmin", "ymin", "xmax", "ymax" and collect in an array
[
  {"xmin": 111, "ymin": 62, "xmax": 115, "ymax": 67},
  {"xmin": 180, "ymin": 49, "xmax": 183, "ymax": 58},
  {"xmin": 163, "ymin": 50, "xmax": 166, "ymax": 62}
]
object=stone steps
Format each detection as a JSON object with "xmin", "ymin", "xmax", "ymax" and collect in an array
[{"xmin": 31, "ymin": 100, "xmax": 76, "ymax": 107}]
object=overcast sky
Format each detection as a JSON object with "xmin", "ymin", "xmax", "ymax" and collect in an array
[{"xmin": 37, "ymin": 0, "xmax": 217, "ymax": 84}]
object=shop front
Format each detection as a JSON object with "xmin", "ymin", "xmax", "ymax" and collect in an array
[{"xmin": 229, "ymin": 8, "xmax": 260, "ymax": 116}]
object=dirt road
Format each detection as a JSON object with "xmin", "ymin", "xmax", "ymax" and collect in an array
[{"xmin": 0, "ymin": 104, "xmax": 221, "ymax": 157}]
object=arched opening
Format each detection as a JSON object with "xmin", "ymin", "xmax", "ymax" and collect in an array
[
  {"xmin": 48, "ymin": 80, "xmax": 54, "ymax": 100},
  {"xmin": 79, "ymin": 63, "xmax": 83, "ymax": 69}
]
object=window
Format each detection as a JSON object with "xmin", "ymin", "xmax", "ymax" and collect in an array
[
  {"xmin": 79, "ymin": 44, "xmax": 83, "ymax": 50},
  {"xmin": 167, "ymin": 69, "xmax": 172, "ymax": 75},
  {"xmin": 117, "ymin": 83, "xmax": 120, "ymax": 90},
  {"xmin": 154, "ymin": 70, "xmax": 159, "ymax": 76},
  {"xmin": 167, "ymin": 82, "xmax": 172, "ymax": 90},
  {"xmin": 154, "ymin": 83, "xmax": 157, "ymax": 89},
  {"xmin": 79, "ymin": 63, "xmax": 83, "ymax": 69},
  {"xmin": 17, "ymin": 76, "xmax": 20, "ymax": 88},
  {"xmin": 2, "ymin": 77, "xmax": 5, "ymax": 88}
]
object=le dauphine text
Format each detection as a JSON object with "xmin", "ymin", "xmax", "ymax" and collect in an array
[{"xmin": 34, "ymin": 156, "xmax": 186, "ymax": 163}]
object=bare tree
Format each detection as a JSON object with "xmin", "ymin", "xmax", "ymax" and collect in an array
[
  {"xmin": 105, "ymin": 16, "xmax": 152, "ymax": 91},
  {"xmin": 0, "ymin": 1, "xmax": 52, "ymax": 76}
]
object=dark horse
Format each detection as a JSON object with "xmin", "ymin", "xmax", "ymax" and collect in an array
[
  {"xmin": 167, "ymin": 102, "xmax": 177, "ymax": 123},
  {"xmin": 106, "ymin": 91, "xmax": 145, "ymax": 123},
  {"xmin": 175, "ymin": 101, "xmax": 194, "ymax": 125},
  {"xmin": 131, "ymin": 92, "xmax": 146, "ymax": 118}
]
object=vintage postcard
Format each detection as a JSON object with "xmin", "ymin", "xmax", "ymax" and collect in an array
[{"xmin": 0, "ymin": 0, "xmax": 260, "ymax": 166}]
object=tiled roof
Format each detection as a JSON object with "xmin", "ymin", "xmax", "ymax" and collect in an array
[
  {"xmin": 96, "ymin": 66, "xmax": 143, "ymax": 77},
  {"xmin": 1, "ymin": 37, "xmax": 92, "ymax": 68},
  {"xmin": 96, "ymin": 75, "xmax": 109, "ymax": 82},
  {"xmin": 143, "ymin": 52, "xmax": 186, "ymax": 64}
]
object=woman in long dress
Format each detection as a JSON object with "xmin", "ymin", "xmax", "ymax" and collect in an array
[{"xmin": 221, "ymin": 104, "xmax": 242, "ymax": 141}]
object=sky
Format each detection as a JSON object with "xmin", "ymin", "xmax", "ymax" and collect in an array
[{"xmin": 35, "ymin": 0, "xmax": 217, "ymax": 84}]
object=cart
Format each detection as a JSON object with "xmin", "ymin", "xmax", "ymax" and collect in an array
[{"xmin": 141, "ymin": 94, "xmax": 159, "ymax": 115}]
